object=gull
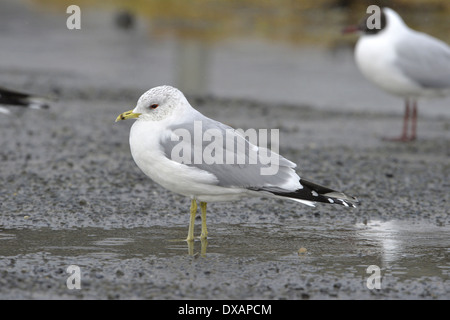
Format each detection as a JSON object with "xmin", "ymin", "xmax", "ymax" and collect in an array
[
  {"xmin": 116, "ymin": 85, "xmax": 358, "ymax": 241},
  {"xmin": 0, "ymin": 86, "xmax": 50, "ymax": 114},
  {"xmin": 343, "ymin": 7, "xmax": 450, "ymax": 141}
]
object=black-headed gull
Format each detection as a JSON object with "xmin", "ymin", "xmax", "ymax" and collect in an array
[
  {"xmin": 116, "ymin": 85, "xmax": 358, "ymax": 242},
  {"xmin": 344, "ymin": 7, "xmax": 450, "ymax": 141}
]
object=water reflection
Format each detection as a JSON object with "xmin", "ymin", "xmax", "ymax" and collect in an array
[
  {"xmin": 0, "ymin": 227, "xmax": 208, "ymax": 258},
  {"xmin": 0, "ymin": 220, "xmax": 448, "ymax": 280},
  {"xmin": 359, "ymin": 220, "xmax": 403, "ymax": 266},
  {"xmin": 186, "ymin": 238, "xmax": 208, "ymax": 257}
]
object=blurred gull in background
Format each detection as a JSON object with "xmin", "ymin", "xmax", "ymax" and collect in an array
[
  {"xmin": 0, "ymin": 86, "xmax": 50, "ymax": 115},
  {"xmin": 344, "ymin": 7, "xmax": 450, "ymax": 142}
]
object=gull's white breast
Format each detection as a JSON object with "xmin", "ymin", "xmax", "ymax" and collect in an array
[{"xmin": 355, "ymin": 32, "xmax": 422, "ymax": 98}]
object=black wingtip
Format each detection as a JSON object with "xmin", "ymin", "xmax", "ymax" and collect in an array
[
  {"xmin": 0, "ymin": 87, "xmax": 51, "ymax": 109},
  {"xmin": 300, "ymin": 178, "xmax": 359, "ymax": 208},
  {"xmin": 323, "ymin": 196, "xmax": 359, "ymax": 208}
]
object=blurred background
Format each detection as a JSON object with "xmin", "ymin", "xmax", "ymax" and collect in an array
[{"xmin": 0, "ymin": 0, "xmax": 449, "ymax": 115}]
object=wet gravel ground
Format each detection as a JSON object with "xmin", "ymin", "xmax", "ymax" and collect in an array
[{"xmin": 0, "ymin": 91, "xmax": 449, "ymax": 300}]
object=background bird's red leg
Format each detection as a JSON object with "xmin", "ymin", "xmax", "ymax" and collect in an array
[{"xmin": 383, "ymin": 99, "xmax": 411, "ymax": 142}]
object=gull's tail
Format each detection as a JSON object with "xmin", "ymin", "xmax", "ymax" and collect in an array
[
  {"xmin": 268, "ymin": 178, "xmax": 359, "ymax": 208},
  {"xmin": 0, "ymin": 87, "xmax": 51, "ymax": 111}
]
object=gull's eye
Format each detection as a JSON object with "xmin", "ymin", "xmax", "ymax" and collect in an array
[{"xmin": 149, "ymin": 104, "xmax": 159, "ymax": 109}]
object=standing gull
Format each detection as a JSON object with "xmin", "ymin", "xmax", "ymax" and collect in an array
[
  {"xmin": 116, "ymin": 85, "xmax": 358, "ymax": 241},
  {"xmin": 344, "ymin": 7, "xmax": 450, "ymax": 141},
  {"xmin": 0, "ymin": 86, "xmax": 50, "ymax": 114}
]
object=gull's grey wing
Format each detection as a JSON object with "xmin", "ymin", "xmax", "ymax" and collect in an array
[
  {"xmin": 394, "ymin": 31, "xmax": 450, "ymax": 89},
  {"xmin": 161, "ymin": 115, "xmax": 300, "ymax": 191}
]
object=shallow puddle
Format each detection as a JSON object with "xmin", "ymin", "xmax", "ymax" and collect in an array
[{"xmin": 0, "ymin": 219, "xmax": 448, "ymax": 299}]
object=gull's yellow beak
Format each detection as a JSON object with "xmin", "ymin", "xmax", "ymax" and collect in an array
[{"xmin": 115, "ymin": 110, "xmax": 141, "ymax": 122}]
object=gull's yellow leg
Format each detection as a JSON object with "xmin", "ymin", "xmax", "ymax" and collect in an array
[
  {"xmin": 187, "ymin": 239, "xmax": 194, "ymax": 256},
  {"xmin": 200, "ymin": 202, "xmax": 208, "ymax": 240},
  {"xmin": 186, "ymin": 199, "xmax": 197, "ymax": 242}
]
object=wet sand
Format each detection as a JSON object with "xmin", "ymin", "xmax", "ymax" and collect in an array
[{"xmin": 0, "ymin": 0, "xmax": 449, "ymax": 299}]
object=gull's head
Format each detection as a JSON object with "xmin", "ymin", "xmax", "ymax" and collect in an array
[{"xmin": 115, "ymin": 85, "xmax": 188, "ymax": 122}]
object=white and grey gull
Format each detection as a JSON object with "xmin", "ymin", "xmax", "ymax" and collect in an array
[{"xmin": 116, "ymin": 85, "xmax": 358, "ymax": 242}]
